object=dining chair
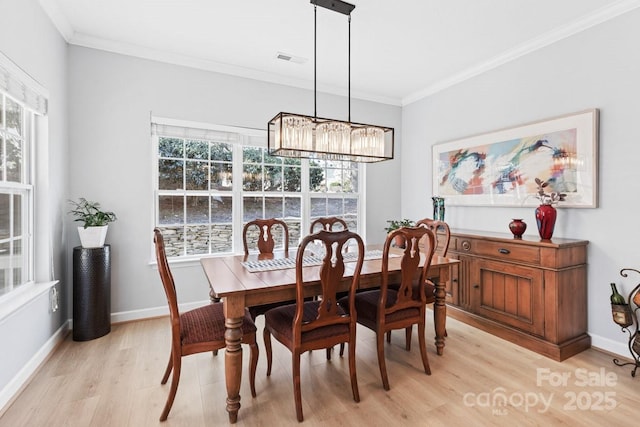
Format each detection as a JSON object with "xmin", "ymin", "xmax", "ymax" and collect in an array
[
  {"xmin": 416, "ymin": 218, "xmax": 451, "ymax": 257},
  {"xmin": 388, "ymin": 218, "xmax": 451, "ymax": 350},
  {"xmin": 153, "ymin": 228, "xmax": 258, "ymax": 421},
  {"xmin": 309, "ymin": 216, "xmax": 348, "ymax": 233},
  {"xmin": 263, "ymin": 229, "xmax": 365, "ymax": 422},
  {"xmin": 242, "ymin": 218, "xmax": 294, "ymax": 320},
  {"xmin": 340, "ymin": 226, "xmax": 436, "ymax": 391},
  {"xmin": 310, "ymin": 216, "xmax": 349, "ymax": 349},
  {"xmin": 242, "ymin": 218, "xmax": 289, "ymax": 256}
]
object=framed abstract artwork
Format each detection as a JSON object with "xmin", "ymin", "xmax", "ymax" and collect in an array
[{"xmin": 432, "ymin": 109, "xmax": 599, "ymax": 208}]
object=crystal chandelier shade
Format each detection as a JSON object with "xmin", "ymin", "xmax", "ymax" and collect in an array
[{"xmin": 267, "ymin": 0, "xmax": 394, "ymax": 163}]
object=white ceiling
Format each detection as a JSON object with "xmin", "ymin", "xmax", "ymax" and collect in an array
[{"xmin": 40, "ymin": 0, "xmax": 638, "ymax": 106}]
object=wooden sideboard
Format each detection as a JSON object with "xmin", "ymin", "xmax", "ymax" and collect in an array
[{"xmin": 444, "ymin": 229, "xmax": 590, "ymax": 361}]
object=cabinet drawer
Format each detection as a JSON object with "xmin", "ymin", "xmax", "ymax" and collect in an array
[{"xmin": 469, "ymin": 240, "xmax": 540, "ymax": 265}]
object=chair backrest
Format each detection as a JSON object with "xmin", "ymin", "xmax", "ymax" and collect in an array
[
  {"xmin": 310, "ymin": 217, "xmax": 348, "ymax": 233},
  {"xmin": 380, "ymin": 226, "xmax": 436, "ymax": 314},
  {"xmin": 416, "ymin": 218, "xmax": 451, "ymax": 257},
  {"xmin": 242, "ymin": 218, "xmax": 289, "ymax": 256},
  {"xmin": 294, "ymin": 229, "xmax": 365, "ymax": 339},
  {"xmin": 153, "ymin": 228, "xmax": 181, "ymax": 339}
]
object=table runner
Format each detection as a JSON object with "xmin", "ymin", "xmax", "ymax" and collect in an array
[{"xmin": 241, "ymin": 249, "xmax": 392, "ymax": 273}]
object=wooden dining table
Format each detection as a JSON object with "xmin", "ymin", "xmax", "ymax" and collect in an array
[{"xmin": 200, "ymin": 246, "xmax": 459, "ymax": 423}]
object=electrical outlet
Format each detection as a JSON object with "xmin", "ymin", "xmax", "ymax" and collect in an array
[{"xmin": 49, "ymin": 286, "xmax": 59, "ymax": 313}]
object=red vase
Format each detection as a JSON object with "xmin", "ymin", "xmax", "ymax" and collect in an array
[
  {"xmin": 535, "ymin": 204, "xmax": 557, "ymax": 240},
  {"xmin": 508, "ymin": 219, "xmax": 527, "ymax": 239}
]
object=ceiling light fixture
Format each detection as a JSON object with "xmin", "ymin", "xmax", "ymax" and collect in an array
[{"xmin": 267, "ymin": 0, "xmax": 394, "ymax": 163}]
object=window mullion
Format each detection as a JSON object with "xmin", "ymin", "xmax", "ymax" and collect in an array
[{"xmin": 232, "ymin": 143, "xmax": 244, "ymax": 253}]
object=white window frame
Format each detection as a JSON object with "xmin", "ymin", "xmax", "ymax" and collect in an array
[{"xmin": 151, "ymin": 117, "xmax": 365, "ymax": 262}]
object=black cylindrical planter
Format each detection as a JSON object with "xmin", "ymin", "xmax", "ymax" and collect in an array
[{"xmin": 73, "ymin": 245, "xmax": 111, "ymax": 341}]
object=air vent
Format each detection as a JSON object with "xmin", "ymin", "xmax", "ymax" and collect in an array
[{"xmin": 276, "ymin": 52, "xmax": 307, "ymax": 64}]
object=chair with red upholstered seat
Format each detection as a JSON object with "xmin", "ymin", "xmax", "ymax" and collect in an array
[
  {"xmin": 339, "ymin": 226, "xmax": 436, "ymax": 390},
  {"xmin": 263, "ymin": 229, "xmax": 365, "ymax": 421},
  {"xmin": 408, "ymin": 218, "xmax": 451, "ymax": 347},
  {"xmin": 153, "ymin": 228, "xmax": 258, "ymax": 421},
  {"xmin": 387, "ymin": 218, "xmax": 451, "ymax": 350}
]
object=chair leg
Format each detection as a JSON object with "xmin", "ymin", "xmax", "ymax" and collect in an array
[
  {"xmin": 348, "ymin": 341, "xmax": 360, "ymax": 402},
  {"xmin": 293, "ymin": 351, "xmax": 304, "ymax": 422},
  {"xmin": 161, "ymin": 353, "xmax": 173, "ymax": 384},
  {"xmin": 326, "ymin": 347, "xmax": 332, "ymax": 360},
  {"xmin": 418, "ymin": 320, "xmax": 431, "ymax": 375},
  {"xmin": 339, "ymin": 343, "xmax": 345, "ymax": 357},
  {"xmin": 160, "ymin": 354, "xmax": 181, "ymax": 421},
  {"xmin": 264, "ymin": 328, "xmax": 273, "ymax": 377},
  {"xmin": 405, "ymin": 326, "xmax": 413, "ymax": 351},
  {"xmin": 249, "ymin": 340, "xmax": 259, "ymax": 398},
  {"xmin": 376, "ymin": 331, "xmax": 390, "ymax": 391},
  {"xmin": 386, "ymin": 331, "xmax": 391, "ymax": 343}
]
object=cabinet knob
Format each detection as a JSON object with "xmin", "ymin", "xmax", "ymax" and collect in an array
[
  {"xmin": 498, "ymin": 248, "xmax": 511, "ymax": 254},
  {"xmin": 473, "ymin": 284, "xmax": 480, "ymax": 289},
  {"xmin": 461, "ymin": 241, "xmax": 471, "ymax": 251},
  {"xmin": 452, "ymin": 278, "xmax": 458, "ymax": 283}
]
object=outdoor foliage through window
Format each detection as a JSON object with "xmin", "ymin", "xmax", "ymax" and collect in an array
[{"xmin": 0, "ymin": 92, "xmax": 32, "ymax": 297}]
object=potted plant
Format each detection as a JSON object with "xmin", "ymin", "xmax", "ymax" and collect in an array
[
  {"xmin": 385, "ymin": 219, "xmax": 414, "ymax": 248},
  {"xmin": 69, "ymin": 198, "xmax": 117, "ymax": 248}
]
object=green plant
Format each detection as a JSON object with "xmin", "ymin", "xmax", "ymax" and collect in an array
[
  {"xmin": 69, "ymin": 198, "xmax": 117, "ymax": 228},
  {"xmin": 384, "ymin": 219, "xmax": 414, "ymax": 233}
]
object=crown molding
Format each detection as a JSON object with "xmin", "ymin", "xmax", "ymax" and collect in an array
[
  {"xmin": 39, "ymin": 0, "xmax": 74, "ymax": 41},
  {"xmin": 402, "ymin": 0, "xmax": 640, "ymax": 106}
]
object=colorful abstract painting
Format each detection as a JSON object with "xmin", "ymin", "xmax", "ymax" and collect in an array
[{"xmin": 432, "ymin": 110, "xmax": 598, "ymax": 207}]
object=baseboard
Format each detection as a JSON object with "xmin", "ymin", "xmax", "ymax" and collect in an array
[
  {"xmin": 590, "ymin": 333, "xmax": 631, "ymax": 359},
  {"xmin": 109, "ymin": 299, "xmax": 210, "ymax": 324},
  {"xmin": 0, "ymin": 320, "xmax": 70, "ymax": 416}
]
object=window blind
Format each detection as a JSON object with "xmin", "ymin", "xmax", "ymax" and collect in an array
[
  {"xmin": 0, "ymin": 52, "xmax": 48, "ymax": 115},
  {"xmin": 151, "ymin": 117, "xmax": 266, "ymax": 146}
]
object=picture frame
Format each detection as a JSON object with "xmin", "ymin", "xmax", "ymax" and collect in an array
[{"xmin": 432, "ymin": 109, "xmax": 598, "ymax": 208}]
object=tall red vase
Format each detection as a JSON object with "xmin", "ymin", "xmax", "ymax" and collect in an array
[{"xmin": 535, "ymin": 204, "xmax": 557, "ymax": 240}]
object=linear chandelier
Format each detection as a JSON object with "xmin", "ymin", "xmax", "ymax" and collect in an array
[{"xmin": 267, "ymin": 0, "xmax": 394, "ymax": 163}]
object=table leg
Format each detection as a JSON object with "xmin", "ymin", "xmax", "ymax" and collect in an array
[
  {"xmin": 434, "ymin": 266, "xmax": 448, "ymax": 355},
  {"xmin": 223, "ymin": 298, "xmax": 245, "ymax": 423}
]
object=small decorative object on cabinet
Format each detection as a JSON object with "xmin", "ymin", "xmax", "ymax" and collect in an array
[
  {"xmin": 611, "ymin": 269, "xmax": 640, "ymax": 377},
  {"xmin": 508, "ymin": 219, "xmax": 527, "ymax": 239},
  {"xmin": 533, "ymin": 177, "xmax": 565, "ymax": 240},
  {"xmin": 445, "ymin": 229, "xmax": 589, "ymax": 361},
  {"xmin": 69, "ymin": 198, "xmax": 117, "ymax": 248},
  {"xmin": 432, "ymin": 196, "xmax": 445, "ymax": 221},
  {"xmin": 73, "ymin": 245, "xmax": 111, "ymax": 341}
]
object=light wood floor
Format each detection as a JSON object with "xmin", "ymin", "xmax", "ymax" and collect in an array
[{"xmin": 1, "ymin": 310, "xmax": 638, "ymax": 426}]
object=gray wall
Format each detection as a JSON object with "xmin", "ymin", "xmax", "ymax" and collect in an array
[
  {"xmin": 401, "ymin": 8, "xmax": 640, "ymax": 356},
  {"xmin": 0, "ymin": 0, "xmax": 69, "ymax": 399},
  {"xmin": 67, "ymin": 46, "xmax": 402, "ymax": 317}
]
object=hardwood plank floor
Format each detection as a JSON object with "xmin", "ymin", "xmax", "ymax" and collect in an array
[{"xmin": 1, "ymin": 309, "xmax": 638, "ymax": 426}]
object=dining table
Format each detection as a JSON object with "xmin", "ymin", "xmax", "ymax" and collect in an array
[{"xmin": 200, "ymin": 245, "xmax": 459, "ymax": 423}]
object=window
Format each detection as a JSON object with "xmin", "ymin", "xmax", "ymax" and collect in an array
[
  {"xmin": 0, "ymin": 92, "xmax": 33, "ymax": 297},
  {"xmin": 153, "ymin": 119, "xmax": 363, "ymax": 259}
]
